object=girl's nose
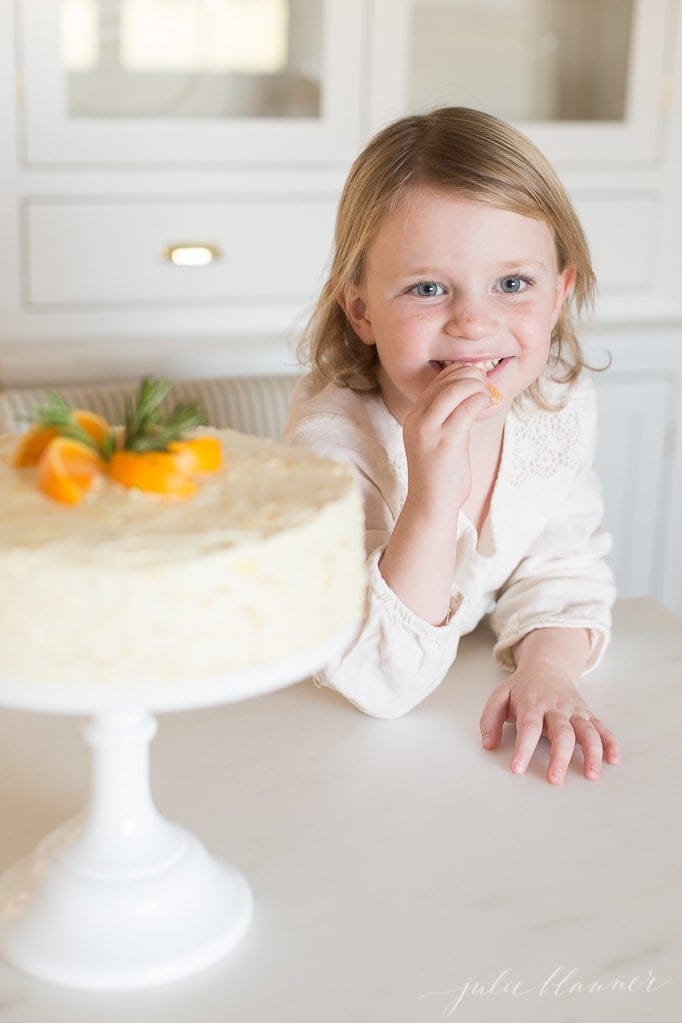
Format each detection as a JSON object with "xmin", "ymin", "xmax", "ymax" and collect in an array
[{"xmin": 444, "ymin": 301, "xmax": 496, "ymax": 341}]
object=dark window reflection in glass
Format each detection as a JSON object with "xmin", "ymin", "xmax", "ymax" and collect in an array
[
  {"xmin": 409, "ymin": 0, "xmax": 633, "ymax": 122},
  {"xmin": 61, "ymin": 0, "xmax": 322, "ymax": 119}
]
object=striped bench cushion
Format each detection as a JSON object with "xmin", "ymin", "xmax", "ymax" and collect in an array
[{"xmin": 0, "ymin": 375, "xmax": 298, "ymax": 441}]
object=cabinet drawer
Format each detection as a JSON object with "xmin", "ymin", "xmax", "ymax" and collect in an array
[{"xmin": 23, "ymin": 197, "xmax": 336, "ymax": 307}]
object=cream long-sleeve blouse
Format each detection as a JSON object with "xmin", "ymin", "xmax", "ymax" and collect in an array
[{"xmin": 282, "ymin": 369, "xmax": 616, "ymax": 719}]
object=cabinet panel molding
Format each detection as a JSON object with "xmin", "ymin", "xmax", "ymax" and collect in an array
[
  {"xmin": 594, "ymin": 375, "xmax": 671, "ymax": 598},
  {"xmin": 574, "ymin": 193, "xmax": 658, "ymax": 295}
]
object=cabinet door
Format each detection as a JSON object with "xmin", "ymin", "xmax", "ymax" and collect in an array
[
  {"xmin": 593, "ymin": 375, "xmax": 671, "ymax": 598},
  {"xmin": 18, "ymin": 0, "xmax": 364, "ymax": 166},
  {"xmin": 369, "ymin": 0, "xmax": 674, "ymax": 165}
]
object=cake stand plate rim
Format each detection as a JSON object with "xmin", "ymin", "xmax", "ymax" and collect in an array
[{"xmin": 0, "ymin": 621, "xmax": 359, "ymax": 715}]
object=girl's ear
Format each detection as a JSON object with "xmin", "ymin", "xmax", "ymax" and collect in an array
[
  {"xmin": 552, "ymin": 265, "xmax": 576, "ymax": 325},
  {"xmin": 339, "ymin": 287, "xmax": 375, "ymax": 346}
]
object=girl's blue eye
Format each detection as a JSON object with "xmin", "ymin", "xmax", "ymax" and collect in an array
[
  {"xmin": 411, "ymin": 281, "xmax": 445, "ymax": 297},
  {"xmin": 498, "ymin": 275, "xmax": 529, "ymax": 294}
]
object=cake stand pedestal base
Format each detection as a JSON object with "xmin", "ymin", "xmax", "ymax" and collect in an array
[{"xmin": 0, "ymin": 711, "xmax": 253, "ymax": 990}]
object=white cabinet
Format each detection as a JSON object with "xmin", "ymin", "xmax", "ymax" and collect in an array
[
  {"xmin": 4, "ymin": 0, "xmax": 679, "ymax": 346},
  {"xmin": 3, "ymin": 0, "xmax": 682, "ymax": 346},
  {"xmin": 24, "ymin": 195, "xmax": 336, "ymax": 306},
  {"xmin": 594, "ymin": 375, "xmax": 672, "ymax": 598},
  {"xmin": 1, "ymin": 0, "xmax": 366, "ymax": 349},
  {"xmin": 366, "ymin": 0, "xmax": 682, "ymax": 323},
  {"xmin": 19, "ymin": 0, "xmax": 365, "ymax": 166},
  {"xmin": 369, "ymin": 0, "xmax": 674, "ymax": 166},
  {"xmin": 587, "ymin": 328, "xmax": 682, "ymax": 614}
]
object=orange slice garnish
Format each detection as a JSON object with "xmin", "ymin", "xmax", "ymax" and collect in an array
[
  {"xmin": 109, "ymin": 450, "xmax": 197, "ymax": 498},
  {"xmin": 13, "ymin": 409, "xmax": 111, "ymax": 467},
  {"xmin": 169, "ymin": 435, "xmax": 223, "ymax": 473},
  {"xmin": 36, "ymin": 437, "xmax": 104, "ymax": 505},
  {"xmin": 13, "ymin": 424, "xmax": 58, "ymax": 467},
  {"xmin": 71, "ymin": 409, "xmax": 111, "ymax": 447}
]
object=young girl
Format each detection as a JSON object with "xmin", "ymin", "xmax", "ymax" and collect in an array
[{"xmin": 283, "ymin": 107, "xmax": 620, "ymax": 786}]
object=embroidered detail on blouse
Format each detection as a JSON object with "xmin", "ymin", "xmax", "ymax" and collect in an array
[{"xmin": 506, "ymin": 401, "xmax": 583, "ymax": 488}]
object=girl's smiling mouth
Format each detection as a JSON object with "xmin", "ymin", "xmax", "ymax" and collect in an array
[{"xmin": 429, "ymin": 357, "xmax": 507, "ymax": 376}]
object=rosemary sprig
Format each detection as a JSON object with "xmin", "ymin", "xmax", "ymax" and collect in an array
[
  {"xmin": 121, "ymin": 377, "xmax": 207, "ymax": 452},
  {"xmin": 29, "ymin": 390, "xmax": 114, "ymax": 457},
  {"xmin": 26, "ymin": 378, "xmax": 207, "ymax": 459}
]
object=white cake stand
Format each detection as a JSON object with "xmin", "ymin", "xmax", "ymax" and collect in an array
[{"xmin": 0, "ymin": 626, "xmax": 356, "ymax": 991}]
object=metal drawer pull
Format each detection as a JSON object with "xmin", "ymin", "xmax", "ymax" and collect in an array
[{"xmin": 162, "ymin": 243, "xmax": 222, "ymax": 267}]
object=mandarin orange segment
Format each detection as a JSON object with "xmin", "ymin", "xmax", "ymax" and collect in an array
[
  {"xmin": 72, "ymin": 409, "xmax": 112, "ymax": 447},
  {"xmin": 13, "ymin": 424, "xmax": 58, "ymax": 467},
  {"xmin": 13, "ymin": 408, "xmax": 111, "ymax": 467},
  {"xmin": 488, "ymin": 383, "xmax": 503, "ymax": 405},
  {"xmin": 36, "ymin": 437, "xmax": 104, "ymax": 505},
  {"xmin": 169, "ymin": 435, "xmax": 223, "ymax": 473},
  {"xmin": 109, "ymin": 450, "xmax": 197, "ymax": 498}
]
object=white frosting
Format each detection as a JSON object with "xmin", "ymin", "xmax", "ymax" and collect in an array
[{"xmin": 0, "ymin": 429, "xmax": 366, "ymax": 685}]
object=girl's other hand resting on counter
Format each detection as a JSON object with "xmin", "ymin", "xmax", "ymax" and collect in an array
[{"xmin": 479, "ymin": 627, "xmax": 621, "ymax": 785}]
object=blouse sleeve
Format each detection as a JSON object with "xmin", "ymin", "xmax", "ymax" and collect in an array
[
  {"xmin": 489, "ymin": 379, "xmax": 616, "ymax": 674},
  {"xmin": 283, "ymin": 409, "xmax": 468, "ymax": 718}
]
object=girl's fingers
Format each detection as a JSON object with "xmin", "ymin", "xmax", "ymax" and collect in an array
[
  {"xmin": 413, "ymin": 365, "xmax": 471, "ymax": 403},
  {"xmin": 415, "ymin": 367, "xmax": 490, "ymax": 425},
  {"xmin": 509, "ymin": 713, "xmax": 544, "ymax": 774},
  {"xmin": 591, "ymin": 717, "xmax": 622, "ymax": 765},
  {"xmin": 571, "ymin": 716, "xmax": 605, "ymax": 780},
  {"xmin": 544, "ymin": 712, "xmax": 578, "ymax": 785},
  {"xmin": 479, "ymin": 683, "xmax": 511, "ymax": 749},
  {"xmin": 442, "ymin": 390, "xmax": 492, "ymax": 432},
  {"xmin": 482, "ymin": 682, "xmax": 620, "ymax": 783}
]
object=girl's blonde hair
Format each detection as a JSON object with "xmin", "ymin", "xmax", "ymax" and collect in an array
[{"xmin": 299, "ymin": 106, "xmax": 598, "ymax": 409}]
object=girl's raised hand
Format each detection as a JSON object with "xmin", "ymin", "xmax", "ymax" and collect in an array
[
  {"xmin": 378, "ymin": 364, "xmax": 497, "ymax": 625},
  {"xmin": 401, "ymin": 364, "xmax": 495, "ymax": 515}
]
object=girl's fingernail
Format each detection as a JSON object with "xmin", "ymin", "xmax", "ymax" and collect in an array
[{"xmin": 483, "ymin": 733, "xmax": 493, "ymax": 746}]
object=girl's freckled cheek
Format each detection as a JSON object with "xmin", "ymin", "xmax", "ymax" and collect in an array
[
  {"xmin": 406, "ymin": 308, "xmax": 435, "ymax": 323},
  {"xmin": 510, "ymin": 302, "xmax": 537, "ymax": 320}
]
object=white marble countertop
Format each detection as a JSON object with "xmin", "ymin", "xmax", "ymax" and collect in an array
[{"xmin": 0, "ymin": 597, "xmax": 680, "ymax": 1022}]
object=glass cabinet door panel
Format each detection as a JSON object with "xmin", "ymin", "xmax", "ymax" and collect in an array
[
  {"xmin": 363, "ymin": 0, "xmax": 674, "ymax": 165},
  {"xmin": 19, "ymin": 0, "xmax": 362, "ymax": 165},
  {"xmin": 409, "ymin": 0, "xmax": 633, "ymax": 123},
  {"xmin": 61, "ymin": 0, "xmax": 322, "ymax": 119}
]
